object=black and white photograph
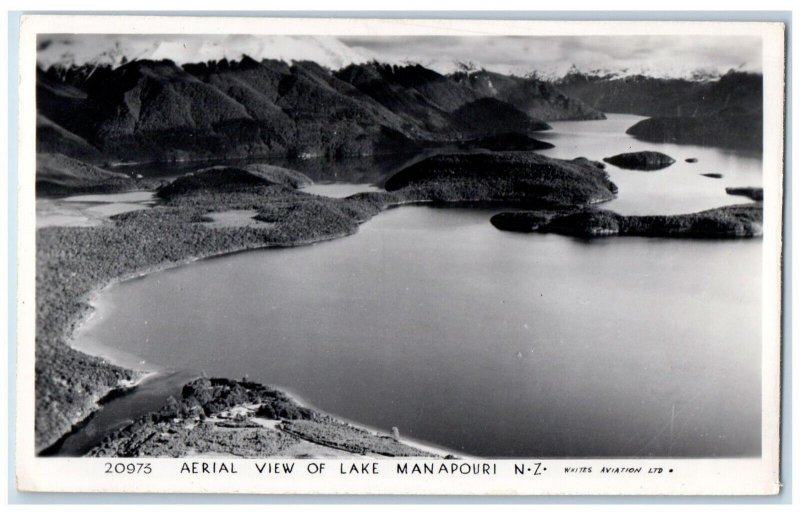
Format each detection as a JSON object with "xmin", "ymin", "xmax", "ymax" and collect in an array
[{"xmin": 14, "ymin": 15, "xmax": 785, "ymax": 495}]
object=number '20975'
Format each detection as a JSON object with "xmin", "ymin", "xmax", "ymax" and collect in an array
[{"xmin": 104, "ymin": 462, "xmax": 152, "ymax": 474}]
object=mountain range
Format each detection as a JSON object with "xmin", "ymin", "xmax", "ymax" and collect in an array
[
  {"xmin": 555, "ymin": 70, "xmax": 763, "ymax": 150},
  {"xmin": 37, "ymin": 57, "xmax": 605, "ymax": 165},
  {"xmin": 37, "ymin": 56, "xmax": 764, "ymax": 181},
  {"xmin": 555, "ymin": 69, "xmax": 762, "ymax": 118}
]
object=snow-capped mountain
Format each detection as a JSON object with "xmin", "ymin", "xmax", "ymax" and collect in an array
[
  {"xmin": 37, "ymin": 34, "xmax": 375, "ymax": 71},
  {"xmin": 38, "ymin": 35, "xmax": 760, "ymax": 82}
]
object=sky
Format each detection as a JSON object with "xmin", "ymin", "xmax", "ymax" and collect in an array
[{"xmin": 36, "ymin": 34, "xmax": 762, "ymax": 78}]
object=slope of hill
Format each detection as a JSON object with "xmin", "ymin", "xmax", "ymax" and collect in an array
[
  {"xmin": 37, "ymin": 57, "xmax": 609, "ymax": 166},
  {"xmin": 626, "ymin": 112, "xmax": 763, "ymax": 150},
  {"xmin": 384, "ymin": 152, "xmax": 617, "ymax": 207},
  {"xmin": 450, "ymin": 70, "xmax": 606, "ymax": 121},
  {"xmin": 37, "ymin": 115, "xmax": 104, "ymax": 161},
  {"xmin": 555, "ymin": 70, "xmax": 762, "ymax": 117},
  {"xmin": 450, "ymin": 98, "xmax": 551, "ymax": 137},
  {"xmin": 555, "ymin": 70, "xmax": 763, "ymax": 151},
  {"xmin": 334, "ymin": 61, "xmax": 480, "ymax": 133},
  {"xmin": 36, "ymin": 153, "xmax": 133, "ymax": 196}
]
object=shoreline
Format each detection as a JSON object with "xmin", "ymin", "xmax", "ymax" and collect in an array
[
  {"xmin": 101, "ymin": 148, "xmax": 444, "ymax": 173},
  {"xmin": 66, "ymin": 228, "xmax": 469, "ymax": 457},
  {"xmin": 36, "ymin": 151, "xmax": 756, "ymax": 455},
  {"xmin": 38, "ymin": 370, "xmax": 158, "ymax": 456},
  {"xmin": 43, "ymin": 228, "xmax": 365, "ymax": 454},
  {"xmin": 84, "ymin": 374, "xmax": 453, "ymax": 458},
  {"xmin": 273, "ymin": 385, "xmax": 466, "ymax": 459},
  {"xmin": 40, "ymin": 183, "xmax": 451, "ymax": 456},
  {"xmin": 42, "ymin": 185, "xmax": 605, "ymax": 455}
]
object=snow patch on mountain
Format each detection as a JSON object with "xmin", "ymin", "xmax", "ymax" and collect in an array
[
  {"xmin": 37, "ymin": 34, "xmax": 760, "ymax": 82},
  {"xmin": 37, "ymin": 34, "xmax": 376, "ymax": 71}
]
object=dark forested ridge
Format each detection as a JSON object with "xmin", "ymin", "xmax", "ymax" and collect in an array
[
  {"xmin": 449, "ymin": 69, "xmax": 606, "ymax": 121},
  {"xmin": 554, "ymin": 70, "xmax": 763, "ymax": 151},
  {"xmin": 37, "ymin": 58, "xmax": 604, "ymax": 167},
  {"xmin": 554, "ymin": 70, "xmax": 762, "ymax": 118}
]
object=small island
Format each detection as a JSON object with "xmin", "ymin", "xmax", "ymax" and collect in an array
[
  {"xmin": 726, "ymin": 186, "xmax": 764, "ymax": 202},
  {"xmin": 491, "ymin": 202, "xmax": 762, "ymax": 239},
  {"xmin": 602, "ymin": 151, "xmax": 676, "ymax": 171},
  {"xmin": 384, "ymin": 152, "xmax": 618, "ymax": 206}
]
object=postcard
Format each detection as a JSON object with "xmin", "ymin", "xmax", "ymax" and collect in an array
[{"xmin": 15, "ymin": 15, "xmax": 785, "ymax": 495}]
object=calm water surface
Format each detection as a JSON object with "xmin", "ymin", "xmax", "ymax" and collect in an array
[
  {"xmin": 65, "ymin": 114, "xmax": 763, "ymax": 457},
  {"xmin": 537, "ymin": 114, "xmax": 763, "ymax": 215}
]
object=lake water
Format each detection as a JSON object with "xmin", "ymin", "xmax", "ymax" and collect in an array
[
  {"xmin": 64, "ymin": 114, "xmax": 763, "ymax": 457},
  {"xmin": 536, "ymin": 114, "xmax": 763, "ymax": 216}
]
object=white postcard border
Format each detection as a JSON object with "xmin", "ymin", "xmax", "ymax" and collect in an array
[{"xmin": 15, "ymin": 15, "xmax": 786, "ymax": 495}]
